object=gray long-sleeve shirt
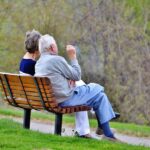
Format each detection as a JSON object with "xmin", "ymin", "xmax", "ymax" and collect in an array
[{"xmin": 35, "ymin": 52, "xmax": 81, "ymax": 103}]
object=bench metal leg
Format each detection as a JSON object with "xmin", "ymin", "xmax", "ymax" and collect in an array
[
  {"xmin": 23, "ymin": 109, "xmax": 31, "ymax": 129},
  {"xmin": 54, "ymin": 113, "xmax": 63, "ymax": 135}
]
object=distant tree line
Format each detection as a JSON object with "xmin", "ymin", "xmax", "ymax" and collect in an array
[{"xmin": 0, "ymin": 0, "xmax": 150, "ymax": 125}]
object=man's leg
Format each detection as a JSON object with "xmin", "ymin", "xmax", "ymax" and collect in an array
[
  {"xmin": 91, "ymin": 92, "xmax": 115, "ymax": 138},
  {"xmin": 60, "ymin": 83, "xmax": 116, "ymax": 138},
  {"xmin": 75, "ymin": 111, "xmax": 90, "ymax": 136}
]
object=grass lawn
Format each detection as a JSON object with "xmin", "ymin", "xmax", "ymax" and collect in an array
[
  {"xmin": 0, "ymin": 107, "xmax": 150, "ymax": 137},
  {"xmin": 0, "ymin": 119, "xmax": 149, "ymax": 150}
]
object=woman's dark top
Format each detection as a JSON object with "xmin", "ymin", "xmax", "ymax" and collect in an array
[{"xmin": 19, "ymin": 58, "xmax": 36, "ymax": 76}]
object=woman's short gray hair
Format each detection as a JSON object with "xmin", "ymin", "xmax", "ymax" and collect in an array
[
  {"xmin": 39, "ymin": 34, "xmax": 56, "ymax": 54},
  {"xmin": 25, "ymin": 29, "xmax": 41, "ymax": 53}
]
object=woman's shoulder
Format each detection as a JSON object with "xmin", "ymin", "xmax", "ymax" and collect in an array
[{"xmin": 20, "ymin": 58, "xmax": 36, "ymax": 64}]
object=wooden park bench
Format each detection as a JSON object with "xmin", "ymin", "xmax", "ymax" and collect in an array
[{"xmin": 0, "ymin": 72, "xmax": 91, "ymax": 135}]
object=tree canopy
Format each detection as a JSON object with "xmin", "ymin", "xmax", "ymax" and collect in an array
[{"xmin": 0, "ymin": 0, "xmax": 150, "ymax": 125}]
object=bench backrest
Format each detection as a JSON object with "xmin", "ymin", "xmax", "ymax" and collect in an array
[{"xmin": 0, "ymin": 73, "xmax": 58, "ymax": 111}]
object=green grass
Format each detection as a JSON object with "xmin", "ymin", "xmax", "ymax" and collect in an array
[
  {"xmin": 0, "ymin": 107, "xmax": 74, "ymax": 124},
  {"xmin": 110, "ymin": 122, "xmax": 150, "ymax": 137},
  {"xmin": 0, "ymin": 107, "xmax": 150, "ymax": 137},
  {"xmin": 0, "ymin": 119, "xmax": 149, "ymax": 150}
]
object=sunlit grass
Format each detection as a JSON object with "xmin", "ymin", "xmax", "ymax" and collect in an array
[
  {"xmin": 0, "ymin": 107, "xmax": 150, "ymax": 137},
  {"xmin": 0, "ymin": 119, "xmax": 149, "ymax": 150}
]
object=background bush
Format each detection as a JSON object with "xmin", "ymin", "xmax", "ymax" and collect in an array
[{"xmin": 0, "ymin": 0, "xmax": 150, "ymax": 125}]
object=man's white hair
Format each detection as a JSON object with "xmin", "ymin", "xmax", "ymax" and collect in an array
[{"xmin": 39, "ymin": 34, "xmax": 56, "ymax": 54}]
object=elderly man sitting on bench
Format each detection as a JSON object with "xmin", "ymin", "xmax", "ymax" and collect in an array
[{"xmin": 35, "ymin": 34, "xmax": 119, "ymax": 141}]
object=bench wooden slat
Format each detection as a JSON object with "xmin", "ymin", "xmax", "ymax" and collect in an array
[
  {"xmin": 0, "ymin": 86, "xmax": 55, "ymax": 99},
  {"xmin": 14, "ymin": 99, "xmax": 56, "ymax": 107},
  {"xmin": 0, "ymin": 85, "xmax": 54, "ymax": 96},
  {"xmin": 15, "ymin": 75, "xmax": 49, "ymax": 85},
  {"xmin": 0, "ymin": 82, "xmax": 51, "ymax": 90},
  {"xmin": 0, "ymin": 74, "xmax": 50, "ymax": 85},
  {"xmin": 0, "ymin": 79, "xmax": 53, "ymax": 92},
  {"xmin": 7, "ymin": 94, "xmax": 56, "ymax": 102},
  {"xmin": 16, "ymin": 104, "xmax": 44, "ymax": 109},
  {"xmin": 6, "ymin": 97, "xmax": 58, "ymax": 107},
  {"xmin": 1, "ymin": 93, "xmax": 58, "ymax": 109},
  {"xmin": 7, "ymin": 85, "xmax": 53, "ymax": 93}
]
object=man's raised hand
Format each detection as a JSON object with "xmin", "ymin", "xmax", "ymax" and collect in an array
[{"xmin": 66, "ymin": 45, "xmax": 77, "ymax": 60}]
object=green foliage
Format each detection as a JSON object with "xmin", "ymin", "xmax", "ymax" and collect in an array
[{"xmin": 0, "ymin": 0, "xmax": 150, "ymax": 124}]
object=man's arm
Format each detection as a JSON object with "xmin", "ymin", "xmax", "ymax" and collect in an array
[
  {"xmin": 54, "ymin": 56, "xmax": 81, "ymax": 81},
  {"xmin": 53, "ymin": 45, "xmax": 81, "ymax": 81}
]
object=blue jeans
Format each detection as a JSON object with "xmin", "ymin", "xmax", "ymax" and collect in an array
[{"xmin": 59, "ymin": 83, "xmax": 115, "ymax": 124}]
